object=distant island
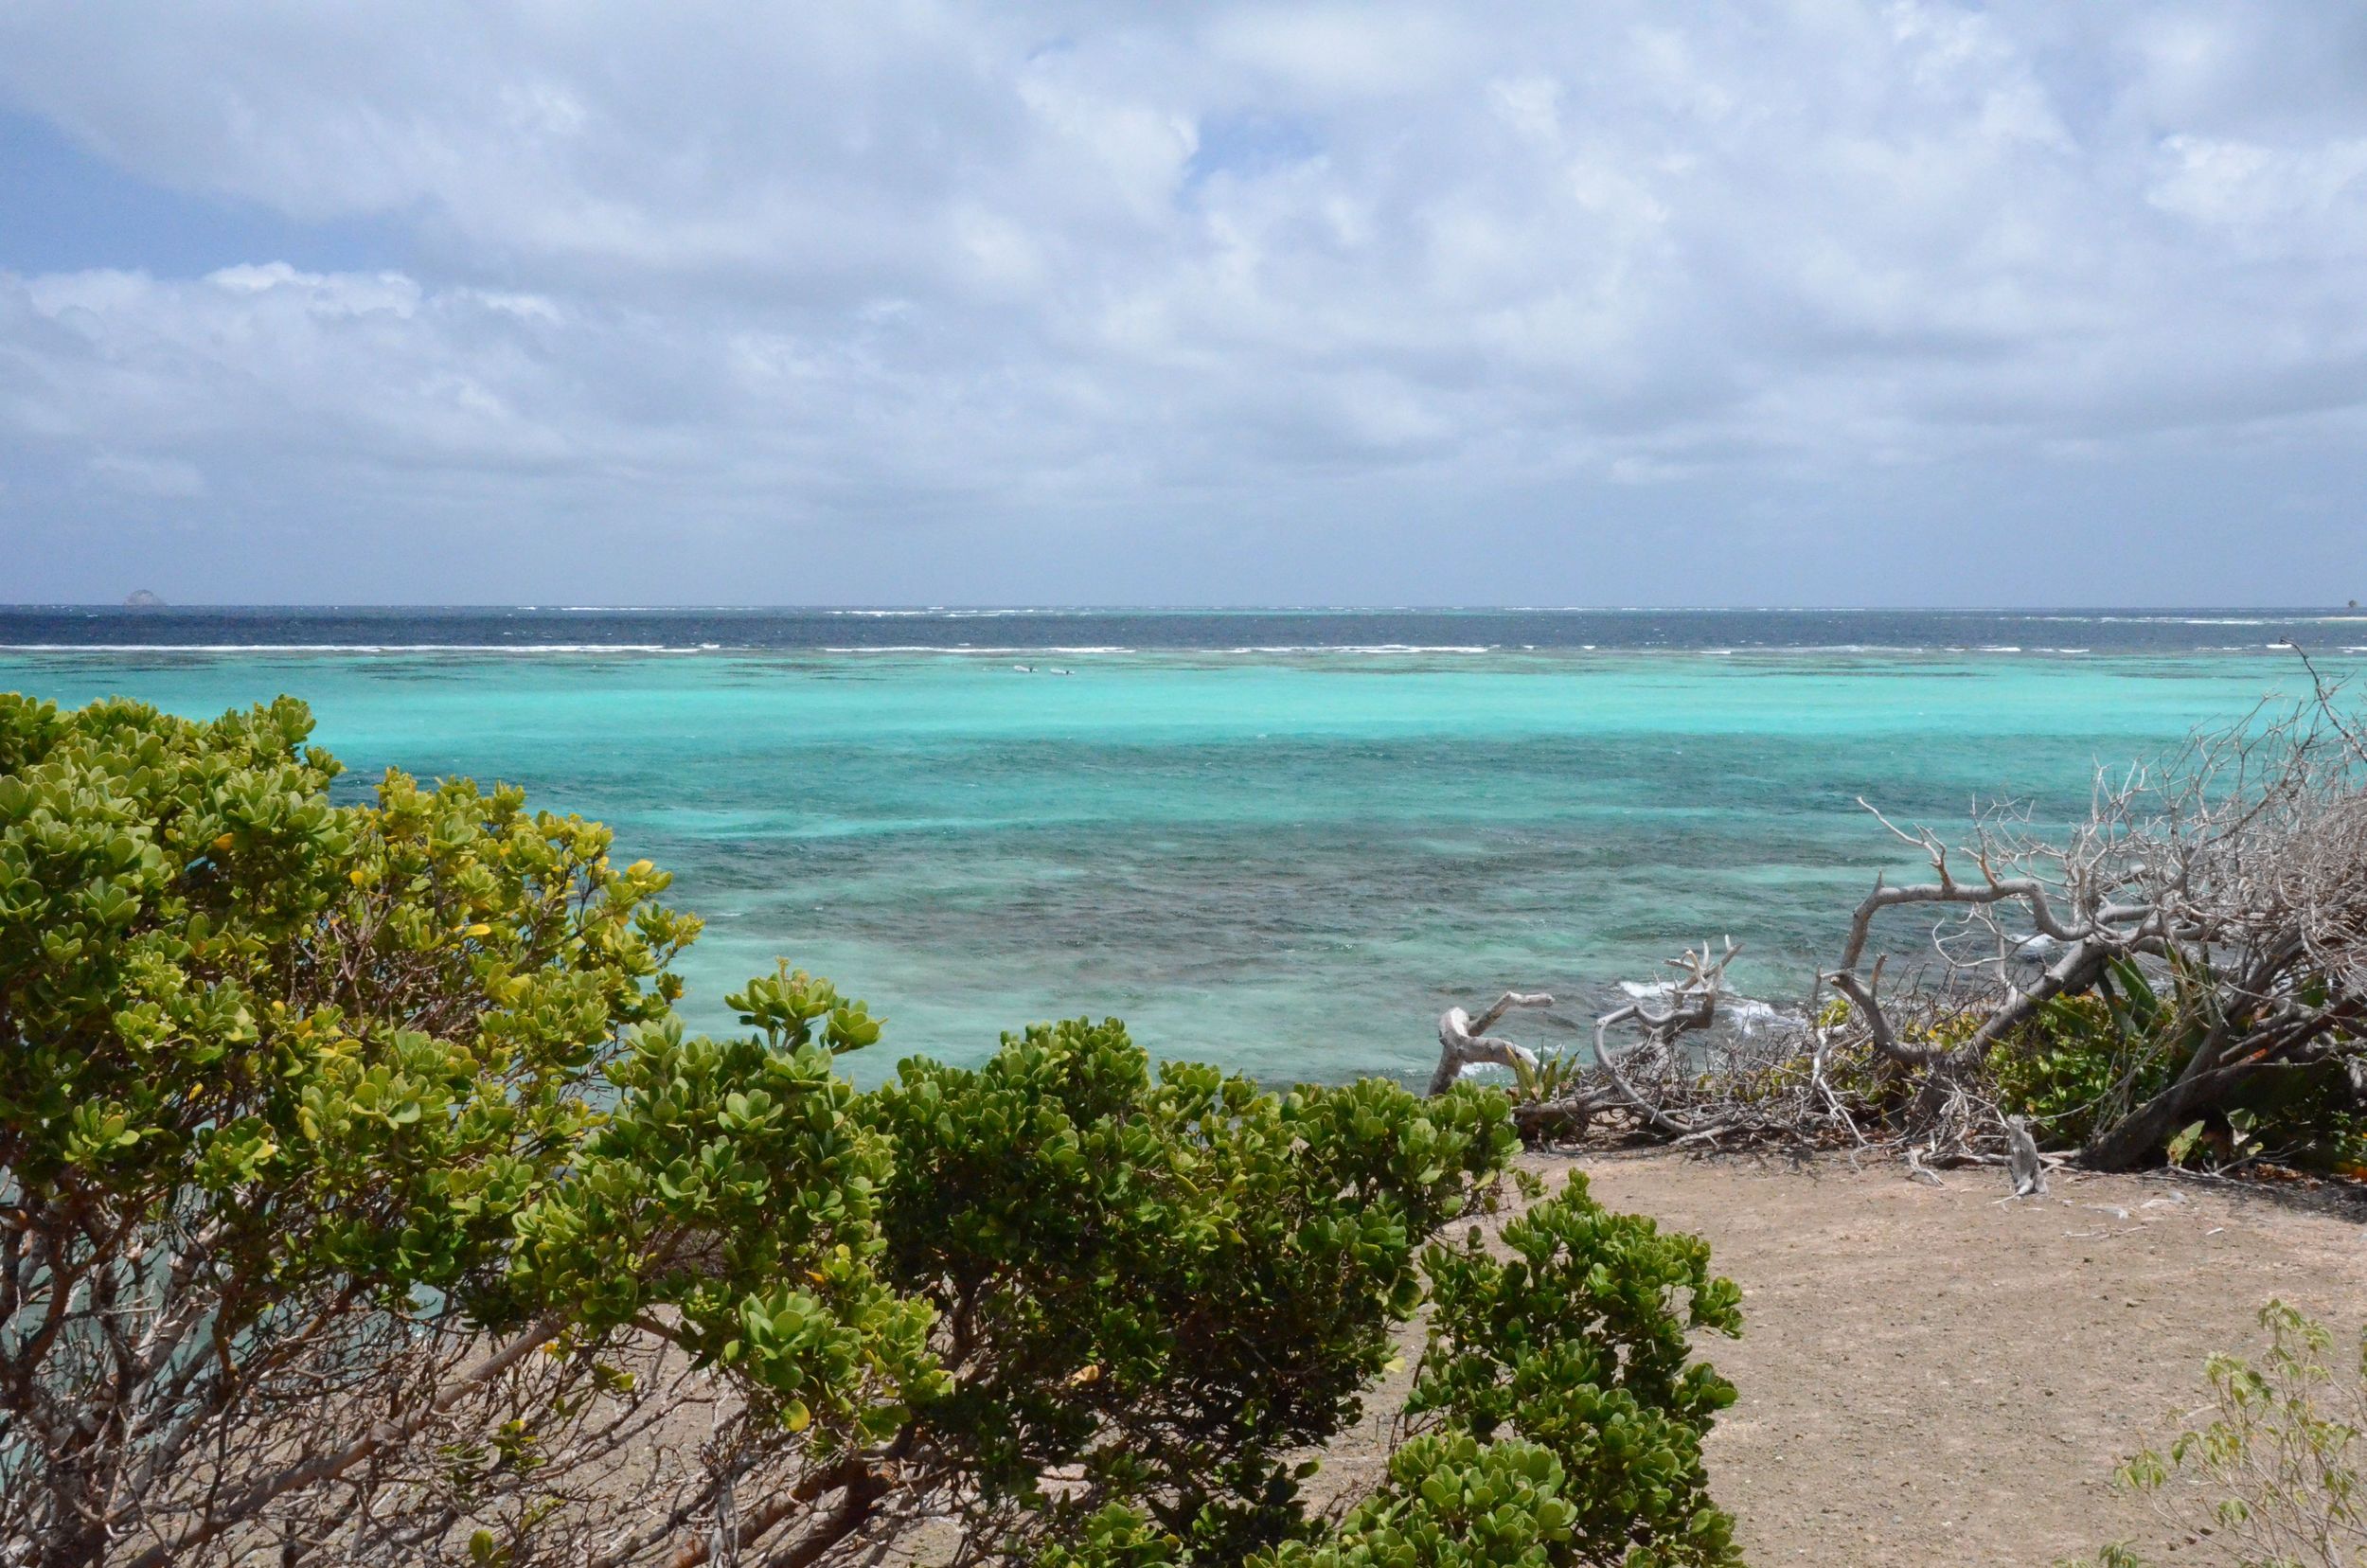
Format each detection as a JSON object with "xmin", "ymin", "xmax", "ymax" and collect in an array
[{"xmin": 122, "ymin": 589, "xmax": 165, "ymax": 608}]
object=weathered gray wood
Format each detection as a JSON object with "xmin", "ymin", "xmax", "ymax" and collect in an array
[{"xmin": 1426, "ymin": 991, "xmax": 1553, "ymax": 1096}]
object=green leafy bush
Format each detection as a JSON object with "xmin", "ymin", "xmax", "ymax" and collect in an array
[
  {"xmin": 2073, "ymin": 1302, "xmax": 2367, "ymax": 1568},
  {"xmin": 865, "ymin": 1019, "xmax": 1520, "ymax": 1557},
  {"xmin": 1995, "ymin": 955, "xmax": 2367, "ymax": 1171},
  {"xmin": 0, "ymin": 695, "xmax": 931, "ymax": 1560},
  {"xmin": 1048, "ymin": 1175, "xmax": 1746, "ymax": 1568},
  {"xmin": 1403, "ymin": 1172, "xmax": 1744, "ymax": 1566},
  {"xmin": 1992, "ymin": 991, "xmax": 2176, "ymax": 1149},
  {"xmin": 1258, "ymin": 1434, "xmax": 1586, "ymax": 1568},
  {"xmin": 2, "ymin": 693, "xmax": 1747, "ymax": 1568}
]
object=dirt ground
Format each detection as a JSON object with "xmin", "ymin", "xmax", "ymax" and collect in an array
[{"xmin": 1508, "ymin": 1149, "xmax": 2367, "ymax": 1567}]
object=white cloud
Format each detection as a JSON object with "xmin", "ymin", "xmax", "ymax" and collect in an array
[
  {"xmin": 2148, "ymin": 134, "xmax": 2367, "ymax": 251},
  {"xmin": 1203, "ymin": 6, "xmax": 1474, "ymax": 99},
  {"xmin": 1, "ymin": 1, "xmax": 2365, "ymax": 600},
  {"xmin": 87, "ymin": 452, "xmax": 205, "ymax": 499}
]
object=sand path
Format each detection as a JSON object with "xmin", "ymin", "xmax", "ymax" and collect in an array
[{"xmin": 1550, "ymin": 1151, "xmax": 2367, "ymax": 1566}]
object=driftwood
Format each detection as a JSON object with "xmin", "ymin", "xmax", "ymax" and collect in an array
[
  {"xmin": 1433, "ymin": 672, "xmax": 2367, "ymax": 1181},
  {"xmin": 1433, "ymin": 939, "xmax": 1824, "ymax": 1152},
  {"xmin": 1428, "ymin": 991, "xmax": 1554, "ymax": 1096},
  {"xmin": 1820, "ymin": 686, "xmax": 2367, "ymax": 1169}
]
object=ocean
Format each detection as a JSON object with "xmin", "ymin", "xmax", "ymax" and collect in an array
[{"xmin": 6, "ymin": 606, "xmax": 2360, "ymax": 1088}]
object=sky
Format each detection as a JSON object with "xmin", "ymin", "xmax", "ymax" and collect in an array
[{"xmin": 3, "ymin": 2, "xmax": 2365, "ymax": 607}]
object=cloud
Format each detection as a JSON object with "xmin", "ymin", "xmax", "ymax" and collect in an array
[
  {"xmin": 87, "ymin": 451, "xmax": 206, "ymax": 499},
  {"xmin": 2, "ymin": 1, "xmax": 2365, "ymax": 602}
]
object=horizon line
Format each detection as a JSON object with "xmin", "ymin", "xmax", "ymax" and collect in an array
[{"xmin": 5, "ymin": 602, "xmax": 2363, "ymax": 615}]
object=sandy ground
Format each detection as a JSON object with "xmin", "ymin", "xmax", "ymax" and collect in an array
[{"xmin": 1516, "ymin": 1150, "xmax": 2367, "ymax": 1567}]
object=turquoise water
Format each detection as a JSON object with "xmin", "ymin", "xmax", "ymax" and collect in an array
[{"xmin": 2, "ymin": 641, "xmax": 2347, "ymax": 1087}]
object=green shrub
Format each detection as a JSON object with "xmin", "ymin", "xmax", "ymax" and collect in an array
[
  {"xmin": 1, "ymin": 693, "xmax": 1747, "ymax": 1568},
  {"xmin": 1406, "ymin": 1172, "xmax": 1744, "ymax": 1566},
  {"xmin": 1993, "ymin": 954, "xmax": 2367, "ymax": 1170},
  {"xmin": 0, "ymin": 694, "xmax": 933, "ymax": 1559},
  {"xmin": 2073, "ymin": 1302, "xmax": 2367, "ymax": 1568},
  {"xmin": 1259, "ymin": 1434, "xmax": 1584, "ymax": 1567},
  {"xmin": 1993, "ymin": 994, "xmax": 2161, "ymax": 1148},
  {"xmin": 1993, "ymin": 960, "xmax": 2194, "ymax": 1151},
  {"xmin": 864, "ymin": 1019, "xmax": 1521, "ymax": 1557},
  {"xmin": 1036, "ymin": 1176, "xmax": 1746, "ymax": 1568}
]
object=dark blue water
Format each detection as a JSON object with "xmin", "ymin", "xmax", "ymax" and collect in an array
[{"xmin": 3, "ymin": 605, "xmax": 2361, "ymax": 655}]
